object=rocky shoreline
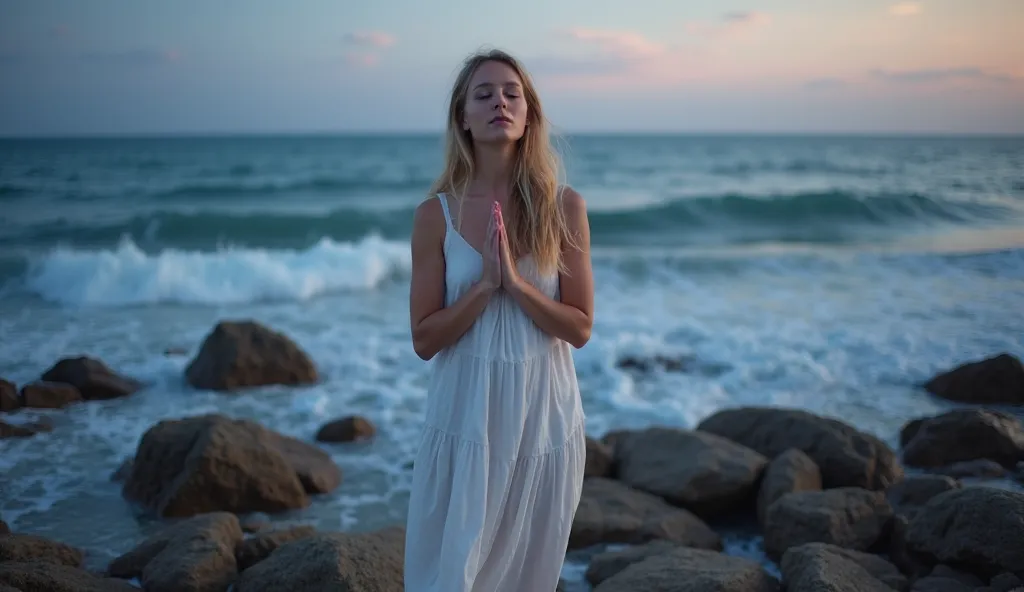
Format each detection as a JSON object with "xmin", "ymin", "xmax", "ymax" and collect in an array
[{"xmin": 2, "ymin": 319, "xmax": 1024, "ymax": 590}]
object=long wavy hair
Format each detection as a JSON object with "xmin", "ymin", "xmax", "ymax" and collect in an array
[{"xmin": 428, "ymin": 48, "xmax": 577, "ymax": 275}]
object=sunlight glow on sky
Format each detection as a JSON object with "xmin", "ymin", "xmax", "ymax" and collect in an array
[{"xmin": 1, "ymin": 0, "xmax": 1022, "ymax": 135}]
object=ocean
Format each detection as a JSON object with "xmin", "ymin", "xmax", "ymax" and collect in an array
[{"xmin": 1, "ymin": 134, "xmax": 1023, "ymax": 581}]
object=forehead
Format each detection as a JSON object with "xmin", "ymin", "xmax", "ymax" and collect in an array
[{"xmin": 467, "ymin": 60, "xmax": 523, "ymax": 89}]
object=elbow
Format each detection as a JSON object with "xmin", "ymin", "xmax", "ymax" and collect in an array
[
  {"xmin": 412, "ymin": 328, "xmax": 437, "ymax": 361},
  {"xmin": 568, "ymin": 323, "xmax": 592, "ymax": 349}
]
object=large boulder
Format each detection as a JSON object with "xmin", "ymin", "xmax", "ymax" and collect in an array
[
  {"xmin": 0, "ymin": 534, "xmax": 83, "ymax": 567},
  {"xmin": 923, "ymin": 353, "xmax": 1024, "ymax": 405},
  {"xmin": 0, "ymin": 562, "xmax": 138, "ymax": 592},
  {"xmin": 585, "ymin": 436, "xmax": 614, "ymax": 479},
  {"xmin": 886, "ymin": 475, "xmax": 961, "ymax": 521},
  {"xmin": 122, "ymin": 414, "xmax": 342, "ymax": 517},
  {"xmin": 697, "ymin": 407, "xmax": 903, "ymax": 490},
  {"xmin": 185, "ymin": 320, "xmax": 318, "ymax": 391},
  {"xmin": 900, "ymin": 409, "xmax": 1024, "ymax": 469},
  {"xmin": 763, "ymin": 487, "xmax": 893, "ymax": 560},
  {"xmin": 107, "ymin": 512, "xmax": 243, "ymax": 592},
  {"xmin": 613, "ymin": 426, "xmax": 769, "ymax": 518},
  {"xmin": 756, "ymin": 448, "xmax": 822, "ymax": 526},
  {"xmin": 19, "ymin": 381, "xmax": 82, "ymax": 409},
  {"xmin": 235, "ymin": 525, "xmax": 317, "ymax": 571},
  {"xmin": 904, "ymin": 487, "xmax": 1024, "ymax": 579},
  {"xmin": 780, "ymin": 543, "xmax": 908, "ymax": 592},
  {"xmin": 569, "ymin": 477, "xmax": 722, "ymax": 551},
  {"xmin": 39, "ymin": 356, "xmax": 141, "ymax": 400},
  {"xmin": 591, "ymin": 547, "xmax": 780, "ymax": 592},
  {"xmin": 234, "ymin": 527, "xmax": 405, "ymax": 592}
]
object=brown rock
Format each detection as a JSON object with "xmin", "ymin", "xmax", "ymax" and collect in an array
[
  {"xmin": 0, "ymin": 421, "xmax": 35, "ymax": 439},
  {"xmin": 40, "ymin": 356, "xmax": 141, "ymax": 400},
  {"xmin": 122, "ymin": 414, "xmax": 342, "ymax": 518},
  {"xmin": 0, "ymin": 520, "xmax": 8, "ymax": 534},
  {"xmin": 697, "ymin": 407, "xmax": 903, "ymax": 490},
  {"xmin": 185, "ymin": 320, "xmax": 318, "ymax": 391},
  {"xmin": 924, "ymin": 353, "xmax": 1024, "ymax": 405},
  {"xmin": 234, "ymin": 527, "xmax": 405, "ymax": 591},
  {"xmin": 886, "ymin": 475, "xmax": 960, "ymax": 520},
  {"xmin": 109, "ymin": 458, "xmax": 133, "ymax": 483},
  {"xmin": 568, "ymin": 477, "xmax": 722, "ymax": 551},
  {"xmin": 591, "ymin": 547, "xmax": 780, "ymax": 592},
  {"xmin": 900, "ymin": 409, "xmax": 1024, "ymax": 469},
  {"xmin": 0, "ymin": 533, "xmax": 84, "ymax": 567},
  {"xmin": 0, "ymin": 562, "xmax": 139, "ymax": 592},
  {"xmin": 763, "ymin": 487, "xmax": 893, "ymax": 560},
  {"xmin": 0, "ymin": 379, "xmax": 17, "ymax": 412},
  {"xmin": 905, "ymin": 487, "xmax": 1024, "ymax": 579},
  {"xmin": 315, "ymin": 415, "xmax": 375, "ymax": 443},
  {"xmin": 19, "ymin": 381, "xmax": 83, "ymax": 409},
  {"xmin": 934, "ymin": 459, "xmax": 1007, "ymax": 479},
  {"xmin": 585, "ymin": 436, "xmax": 614, "ymax": 478},
  {"xmin": 613, "ymin": 426, "xmax": 768, "ymax": 518},
  {"xmin": 586, "ymin": 540, "xmax": 682, "ymax": 587},
  {"xmin": 757, "ymin": 448, "xmax": 822, "ymax": 526},
  {"xmin": 781, "ymin": 542, "xmax": 908, "ymax": 592},
  {"xmin": 107, "ymin": 512, "xmax": 243, "ymax": 592},
  {"xmin": 235, "ymin": 525, "xmax": 317, "ymax": 571}
]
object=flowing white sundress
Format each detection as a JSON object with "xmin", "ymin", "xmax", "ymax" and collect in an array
[{"xmin": 404, "ymin": 193, "xmax": 587, "ymax": 592}]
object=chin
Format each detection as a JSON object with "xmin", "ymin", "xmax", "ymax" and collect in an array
[{"xmin": 477, "ymin": 128, "xmax": 525, "ymax": 145}]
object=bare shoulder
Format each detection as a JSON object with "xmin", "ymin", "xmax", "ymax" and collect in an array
[
  {"xmin": 557, "ymin": 184, "xmax": 587, "ymax": 214},
  {"xmin": 413, "ymin": 195, "xmax": 444, "ymax": 226}
]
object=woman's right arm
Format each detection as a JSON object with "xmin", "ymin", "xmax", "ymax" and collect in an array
[{"xmin": 409, "ymin": 198, "xmax": 496, "ymax": 361}]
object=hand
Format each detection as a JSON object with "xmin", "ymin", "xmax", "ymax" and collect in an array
[
  {"xmin": 494, "ymin": 202, "xmax": 521, "ymax": 289},
  {"xmin": 479, "ymin": 201, "xmax": 502, "ymax": 292}
]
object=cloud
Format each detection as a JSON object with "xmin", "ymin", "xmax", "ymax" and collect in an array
[
  {"xmin": 342, "ymin": 31, "xmax": 396, "ymax": 49},
  {"xmin": 870, "ymin": 67, "xmax": 1016, "ymax": 84},
  {"xmin": 889, "ymin": 2, "xmax": 923, "ymax": 16},
  {"xmin": 686, "ymin": 11, "xmax": 773, "ymax": 39}
]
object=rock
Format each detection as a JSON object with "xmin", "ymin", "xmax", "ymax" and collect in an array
[
  {"xmin": 109, "ymin": 459, "xmax": 133, "ymax": 483},
  {"xmin": 763, "ymin": 487, "xmax": 893, "ymax": 560},
  {"xmin": 0, "ymin": 520, "xmax": 8, "ymax": 534},
  {"xmin": 910, "ymin": 565, "xmax": 985, "ymax": 591},
  {"xmin": 568, "ymin": 477, "xmax": 722, "ymax": 551},
  {"xmin": 0, "ymin": 562, "xmax": 139, "ymax": 592},
  {"xmin": 235, "ymin": 525, "xmax": 317, "ymax": 571},
  {"xmin": 923, "ymin": 353, "xmax": 1024, "ymax": 405},
  {"xmin": 122, "ymin": 414, "xmax": 342, "ymax": 518},
  {"xmin": 904, "ymin": 487, "xmax": 1024, "ymax": 579},
  {"xmin": 697, "ymin": 407, "xmax": 903, "ymax": 490},
  {"xmin": 613, "ymin": 426, "xmax": 768, "ymax": 518},
  {"xmin": 990, "ymin": 572, "xmax": 1024, "ymax": 592},
  {"xmin": 585, "ymin": 436, "xmax": 614, "ymax": 478},
  {"xmin": 756, "ymin": 448, "xmax": 822, "ymax": 526},
  {"xmin": 0, "ymin": 379, "xmax": 17, "ymax": 412},
  {"xmin": 616, "ymin": 354, "xmax": 694, "ymax": 373},
  {"xmin": 591, "ymin": 547, "xmax": 780, "ymax": 592},
  {"xmin": 900, "ymin": 409, "xmax": 1024, "ymax": 469},
  {"xmin": 586, "ymin": 540, "xmax": 682, "ymax": 586},
  {"xmin": 234, "ymin": 527, "xmax": 405, "ymax": 591},
  {"xmin": 780, "ymin": 542, "xmax": 908, "ymax": 592},
  {"xmin": 886, "ymin": 475, "xmax": 960, "ymax": 520},
  {"xmin": 0, "ymin": 421, "xmax": 35, "ymax": 439},
  {"xmin": 185, "ymin": 320, "xmax": 318, "ymax": 391},
  {"xmin": 888, "ymin": 515, "xmax": 931, "ymax": 580},
  {"xmin": 239, "ymin": 515, "xmax": 272, "ymax": 534},
  {"xmin": 0, "ymin": 533, "xmax": 84, "ymax": 566},
  {"xmin": 39, "ymin": 356, "xmax": 141, "ymax": 400},
  {"xmin": 934, "ymin": 459, "xmax": 1007, "ymax": 479},
  {"xmin": 315, "ymin": 415, "xmax": 375, "ymax": 443},
  {"xmin": 19, "ymin": 381, "xmax": 83, "ymax": 409},
  {"xmin": 107, "ymin": 512, "xmax": 242, "ymax": 592}
]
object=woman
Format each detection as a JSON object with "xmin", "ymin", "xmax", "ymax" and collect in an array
[{"xmin": 404, "ymin": 48, "xmax": 594, "ymax": 591}]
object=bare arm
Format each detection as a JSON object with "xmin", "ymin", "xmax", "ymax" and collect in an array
[
  {"xmin": 504, "ymin": 186, "xmax": 595, "ymax": 348},
  {"xmin": 409, "ymin": 198, "xmax": 497, "ymax": 361}
]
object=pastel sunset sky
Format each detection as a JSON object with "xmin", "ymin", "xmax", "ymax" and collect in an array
[{"xmin": 1, "ymin": 0, "xmax": 1022, "ymax": 135}]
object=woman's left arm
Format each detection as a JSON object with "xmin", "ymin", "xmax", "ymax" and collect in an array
[{"xmin": 501, "ymin": 186, "xmax": 594, "ymax": 348}]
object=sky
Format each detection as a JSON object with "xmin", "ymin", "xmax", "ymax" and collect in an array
[{"xmin": 1, "ymin": 0, "xmax": 1022, "ymax": 136}]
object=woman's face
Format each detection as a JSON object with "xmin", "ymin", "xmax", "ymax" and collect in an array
[{"xmin": 461, "ymin": 60, "xmax": 529, "ymax": 144}]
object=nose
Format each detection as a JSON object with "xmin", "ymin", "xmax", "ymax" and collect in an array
[{"xmin": 493, "ymin": 94, "xmax": 507, "ymax": 110}]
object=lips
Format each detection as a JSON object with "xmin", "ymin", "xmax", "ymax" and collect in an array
[{"xmin": 490, "ymin": 115, "xmax": 513, "ymax": 124}]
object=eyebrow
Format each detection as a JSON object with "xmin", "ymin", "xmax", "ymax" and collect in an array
[{"xmin": 472, "ymin": 81, "xmax": 522, "ymax": 91}]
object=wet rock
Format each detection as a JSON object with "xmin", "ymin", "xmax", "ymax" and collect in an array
[
  {"xmin": 585, "ymin": 436, "xmax": 614, "ymax": 478},
  {"xmin": 122, "ymin": 414, "xmax": 342, "ymax": 518},
  {"xmin": 0, "ymin": 379, "xmax": 17, "ymax": 412},
  {"xmin": 315, "ymin": 415, "xmax": 375, "ymax": 443},
  {"xmin": 756, "ymin": 448, "xmax": 822, "ymax": 526},
  {"xmin": 613, "ymin": 426, "xmax": 768, "ymax": 518},
  {"xmin": 886, "ymin": 474, "xmax": 960, "ymax": 520},
  {"xmin": 780, "ymin": 542, "xmax": 908, "ymax": 592},
  {"xmin": 185, "ymin": 320, "xmax": 318, "ymax": 391},
  {"xmin": 591, "ymin": 547, "xmax": 780, "ymax": 592},
  {"xmin": 234, "ymin": 527, "xmax": 405, "ymax": 591},
  {"xmin": 900, "ymin": 409, "xmax": 1024, "ymax": 469},
  {"xmin": 990, "ymin": 572, "xmax": 1024, "ymax": 592},
  {"xmin": 0, "ymin": 520, "xmax": 8, "ymax": 534},
  {"xmin": 235, "ymin": 525, "xmax": 317, "ymax": 571},
  {"xmin": 109, "ymin": 458, "xmax": 133, "ymax": 483},
  {"xmin": 934, "ymin": 459, "xmax": 1007, "ymax": 479},
  {"xmin": 697, "ymin": 407, "xmax": 903, "ymax": 490},
  {"xmin": 0, "ymin": 533, "xmax": 84, "ymax": 567},
  {"xmin": 0, "ymin": 562, "xmax": 139, "ymax": 592},
  {"xmin": 40, "ymin": 356, "xmax": 141, "ymax": 400},
  {"xmin": 107, "ymin": 512, "xmax": 242, "ymax": 592},
  {"xmin": 19, "ymin": 381, "xmax": 83, "ymax": 409},
  {"xmin": 763, "ymin": 487, "xmax": 893, "ymax": 560},
  {"xmin": 910, "ymin": 564, "xmax": 985, "ymax": 591},
  {"xmin": 568, "ymin": 477, "xmax": 722, "ymax": 551},
  {"xmin": 586, "ymin": 540, "xmax": 682, "ymax": 587},
  {"xmin": 923, "ymin": 353, "xmax": 1024, "ymax": 405},
  {"xmin": 0, "ymin": 420, "xmax": 35, "ymax": 439}
]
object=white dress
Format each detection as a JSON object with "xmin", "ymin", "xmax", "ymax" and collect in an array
[{"xmin": 404, "ymin": 193, "xmax": 587, "ymax": 592}]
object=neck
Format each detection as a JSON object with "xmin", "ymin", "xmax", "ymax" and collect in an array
[{"xmin": 472, "ymin": 142, "xmax": 517, "ymax": 198}]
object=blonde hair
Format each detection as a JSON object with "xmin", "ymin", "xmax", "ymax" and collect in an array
[{"xmin": 428, "ymin": 48, "xmax": 577, "ymax": 275}]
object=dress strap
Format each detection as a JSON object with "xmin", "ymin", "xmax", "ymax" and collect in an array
[{"xmin": 436, "ymin": 193, "xmax": 453, "ymax": 229}]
